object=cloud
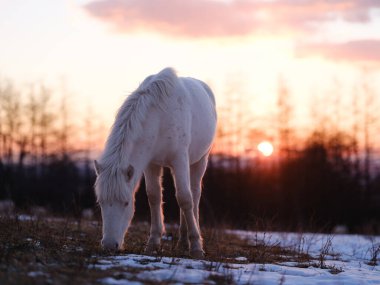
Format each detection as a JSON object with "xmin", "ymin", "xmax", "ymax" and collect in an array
[
  {"xmin": 84, "ymin": 0, "xmax": 261, "ymax": 37},
  {"xmin": 296, "ymin": 39, "xmax": 380, "ymax": 63},
  {"xmin": 83, "ymin": 0, "xmax": 380, "ymax": 38}
]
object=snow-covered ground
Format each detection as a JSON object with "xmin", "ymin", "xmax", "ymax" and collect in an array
[{"xmin": 93, "ymin": 230, "xmax": 380, "ymax": 285}]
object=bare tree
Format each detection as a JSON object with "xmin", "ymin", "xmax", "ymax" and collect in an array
[
  {"xmin": 0, "ymin": 83, "xmax": 4, "ymax": 163},
  {"xmin": 57, "ymin": 79, "xmax": 72, "ymax": 160},
  {"xmin": 0, "ymin": 80, "xmax": 22, "ymax": 165},
  {"xmin": 276, "ymin": 76, "xmax": 293, "ymax": 160},
  {"xmin": 361, "ymin": 79, "xmax": 378, "ymax": 194},
  {"xmin": 351, "ymin": 86, "xmax": 361, "ymax": 180},
  {"xmin": 25, "ymin": 84, "xmax": 39, "ymax": 166},
  {"xmin": 36, "ymin": 84, "xmax": 55, "ymax": 164},
  {"xmin": 83, "ymin": 104, "xmax": 94, "ymax": 163}
]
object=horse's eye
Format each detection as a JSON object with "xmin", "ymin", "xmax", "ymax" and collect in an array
[{"xmin": 124, "ymin": 202, "xmax": 129, "ymax": 207}]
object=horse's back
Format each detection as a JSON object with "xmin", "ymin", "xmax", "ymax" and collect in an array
[{"xmin": 181, "ymin": 77, "xmax": 216, "ymax": 107}]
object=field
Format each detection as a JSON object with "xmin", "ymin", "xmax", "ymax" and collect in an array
[{"xmin": 1, "ymin": 213, "xmax": 380, "ymax": 285}]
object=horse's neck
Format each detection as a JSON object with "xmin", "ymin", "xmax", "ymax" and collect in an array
[
  {"xmin": 103, "ymin": 99, "xmax": 157, "ymax": 174},
  {"xmin": 125, "ymin": 140, "xmax": 153, "ymax": 194},
  {"xmin": 120, "ymin": 111, "xmax": 159, "ymax": 172},
  {"xmin": 102, "ymin": 130, "xmax": 142, "ymax": 169},
  {"xmin": 111, "ymin": 138, "xmax": 150, "ymax": 183}
]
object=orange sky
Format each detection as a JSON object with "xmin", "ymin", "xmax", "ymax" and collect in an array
[{"xmin": 0, "ymin": 0, "xmax": 379, "ymax": 155}]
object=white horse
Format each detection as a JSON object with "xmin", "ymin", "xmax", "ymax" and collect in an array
[{"xmin": 94, "ymin": 68, "xmax": 217, "ymax": 258}]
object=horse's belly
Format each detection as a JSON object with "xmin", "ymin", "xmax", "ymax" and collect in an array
[{"xmin": 149, "ymin": 120, "xmax": 214, "ymax": 167}]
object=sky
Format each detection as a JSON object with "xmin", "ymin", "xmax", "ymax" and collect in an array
[{"xmin": 0, "ymin": 0, "xmax": 379, "ymax": 152}]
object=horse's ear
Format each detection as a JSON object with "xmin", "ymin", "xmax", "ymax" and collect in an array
[
  {"xmin": 122, "ymin": 165, "xmax": 134, "ymax": 182},
  {"xmin": 94, "ymin": 160, "xmax": 102, "ymax": 175}
]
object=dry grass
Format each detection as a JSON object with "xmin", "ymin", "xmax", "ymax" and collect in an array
[
  {"xmin": 0, "ymin": 214, "xmax": 105, "ymax": 284},
  {"xmin": 0, "ymin": 213, "xmax": 319, "ymax": 284}
]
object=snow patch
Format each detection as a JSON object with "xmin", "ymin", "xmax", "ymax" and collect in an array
[
  {"xmin": 101, "ymin": 277, "xmax": 142, "ymax": 285},
  {"xmin": 95, "ymin": 231, "xmax": 380, "ymax": 285}
]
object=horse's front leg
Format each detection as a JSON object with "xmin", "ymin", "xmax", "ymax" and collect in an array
[
  {"xmin": 172, "ymin": 155, "xmax": 204, "ymax": 258},
  {"xmin": 144, "ymin": 164, "xmax": 164, "ymax": 254}
]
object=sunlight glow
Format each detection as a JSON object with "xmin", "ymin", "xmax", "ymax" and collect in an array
[{"xmin": 257, "ymin": 141, "xmax": 274, "ymax": 157}]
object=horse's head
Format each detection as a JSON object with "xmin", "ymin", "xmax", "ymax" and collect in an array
[{"xmin": 94, "ymin": 160, "xmax": 136, "ymax": 251}]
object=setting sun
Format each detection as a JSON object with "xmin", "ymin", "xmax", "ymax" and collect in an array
[{"xmin": 257, "ymin": 141, "xmax": 274, "ymax": 157}]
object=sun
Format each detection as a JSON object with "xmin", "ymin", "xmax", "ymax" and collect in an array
[{"xmin": 257, "ymin": 141, "xmax": 274, "ymax": 157}]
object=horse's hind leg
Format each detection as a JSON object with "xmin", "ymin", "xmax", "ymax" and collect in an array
[
  {"xmin": 177, "ymin": 210, "xmax": 189, "ymax": 252},
  {"xmin": 190, "ymin": 154, "xmax": 208, "ymax": 230},
  {"xmin": 172, "ymin": 155, "xmax": 204, "ymax": 258},
  {"xmin": 144, "ymin": 164, "xmax": 164, "ymax": 254},
  {"xmin": 177, "ymin": 155, "xmax": 208, "ymax": 252}
]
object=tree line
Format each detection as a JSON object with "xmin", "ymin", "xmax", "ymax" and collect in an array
[{"xmin": 0, "ymin": 80, "xmax": 99, "ymax": 214}]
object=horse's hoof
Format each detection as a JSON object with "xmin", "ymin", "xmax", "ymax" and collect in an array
[
  {"xmin": 190, "ymin": 250, "xmax": 205, "ymax": 259},
  {"xmin": 175, "ymin": 240, "xmax": 189, "ymax": 252},
  {"xmin": 144, "ymin": 244, "xmax": 160, "ymax": 255}
]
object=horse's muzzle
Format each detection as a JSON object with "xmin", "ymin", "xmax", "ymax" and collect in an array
[{"xmin": 101, "ymin": 239, "xmax": 119, "ymax": 250}]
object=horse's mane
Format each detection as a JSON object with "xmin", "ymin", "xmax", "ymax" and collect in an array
[{"xmin": 95, "ymin": 68, "xmax": 177, "ymax": 202}]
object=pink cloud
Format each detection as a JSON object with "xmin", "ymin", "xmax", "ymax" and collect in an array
[
  {"xmin": 296, "ymin": 39, "xmax": 380, "ymax": 63},
  {"xmin": 84, "ymin": 0, "xmax": 260, "ymax": 37},
  {"xmin": 83, "ymin": 0, "xmax": 380, "ymax": 38}
]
